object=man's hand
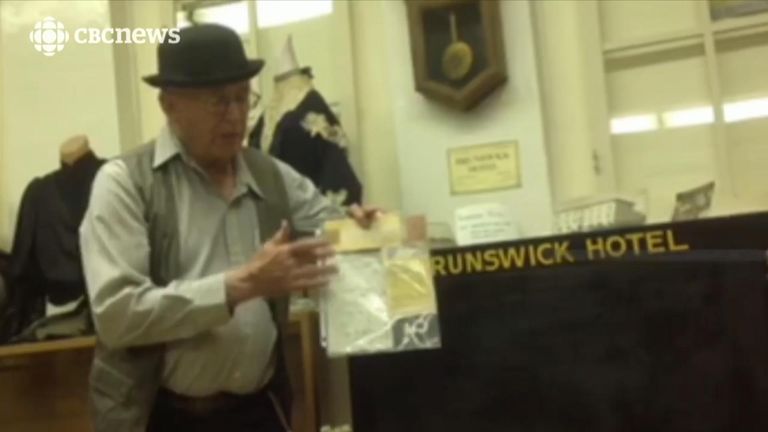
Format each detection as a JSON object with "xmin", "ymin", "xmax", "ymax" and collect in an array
[
  {"xmin": 225, "ymin": 221, "xmax": 337, "ymax": 308},
  {"xmin": 348, "ymin": 203, "xmax": 383, "ymax": 229}
]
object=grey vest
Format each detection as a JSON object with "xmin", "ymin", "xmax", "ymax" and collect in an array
[{"xmin": 88, "ymin": 143, "xmax": 293, "ymax": 432}]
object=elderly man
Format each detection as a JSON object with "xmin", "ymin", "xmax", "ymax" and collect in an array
[{"xmin": 80, "ymin": 24, "xmax": 376, "ymax": 432}]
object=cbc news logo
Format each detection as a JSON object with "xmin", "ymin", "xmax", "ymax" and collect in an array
[
  {"xmin": 29, "ymin": 16, "xmax": 181, "ymax": 57},
  {"xmin": 29, "ymin": 17, "xmax": 68, "ymax": 57}
]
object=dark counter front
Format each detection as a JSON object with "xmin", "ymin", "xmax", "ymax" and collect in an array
[{"xmin": 349, "ymin": 212, "xmax": 768, "ymax": 432}]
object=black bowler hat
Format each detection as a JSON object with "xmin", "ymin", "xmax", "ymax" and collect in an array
[{"xmin": 143, "ymin": 24, "xmax": 265, "ymax": 88}]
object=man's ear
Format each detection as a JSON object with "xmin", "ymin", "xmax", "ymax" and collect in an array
[{"xmin": 159, "ymin": 90, "xmax": 174, "ymax": 117}]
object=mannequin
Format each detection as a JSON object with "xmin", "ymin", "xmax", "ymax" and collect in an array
[
  {"xmin": 59, "ymin": 134, "xmax": 91, "ymax": 166},
  {"xmin": 6, "ymin": 135, "xmax": 105, "ymax": 342},
  {"xmin": 48, "ymin": 134, "xmax": 96, "ymax": 316},
  {"xmin": 260, "ymin": 36, "xmax": 314, "ymax": 152},
  {"xmin": 249, "ymin": 36, "xmax": 362, "ymax": 207},
  {"xmin": 0, "ymin": 272, "xmax": 6, "ymax": 313}
]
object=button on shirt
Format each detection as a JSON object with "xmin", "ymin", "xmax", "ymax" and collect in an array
[{"xmin": 80, "ymin": 126, "xmax": 332, "ymax": 397}]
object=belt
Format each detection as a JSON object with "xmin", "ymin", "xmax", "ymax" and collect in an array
[
  {"xmin": 158, "ymin": 351, "xmax": 280, "ymax": 417},
  {"xmin": 157, "ymin": 387, "xmax": 264, "ymax": 416},
  {"xmin": 156, "ymin": 386, "xmax": 293, "ymax": 431}
]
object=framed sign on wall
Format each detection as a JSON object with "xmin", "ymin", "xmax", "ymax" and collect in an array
[{"xmin": 447, "ymin": 141, "xmax": 520, "ymax": 195}]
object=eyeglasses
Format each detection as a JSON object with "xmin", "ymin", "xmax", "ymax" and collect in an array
[{"xmin": 170, "ymin": 89, "xmax": 262, "ymax": 117}]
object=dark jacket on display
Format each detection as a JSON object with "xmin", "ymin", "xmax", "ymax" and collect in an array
[
  {"xmin": 2, "ymin": 152, "xmax": 103, "ymax": 343},
  {"xmin": 249, "ymin": 89, "xmax": 363, "ymax": 206}
]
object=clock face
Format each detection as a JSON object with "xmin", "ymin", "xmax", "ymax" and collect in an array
[{"xmin": 421, "ymin": 3, "xmax": 488, "ymax": 89}]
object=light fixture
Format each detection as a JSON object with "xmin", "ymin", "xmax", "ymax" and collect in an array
[
  {"xmin": 661, "ymin": 106, "xmax": 715, "ymax": 128},
  {"xmin": 256, "ymin": 0, "xmax": 333, "ymax": 29},
  {"xmin": 723, "ymin": 97, "xmax": 768, "ymax": 123},
  {"xmin": 610, "ymin": 114, "xmax": 659, "ymax": 135}
]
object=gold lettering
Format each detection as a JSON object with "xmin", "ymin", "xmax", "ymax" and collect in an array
[
  {"xmin": 646, "ymin": 230, "xmax": 666, "ymax": 254},
  {"xmin": 527, "ymin": 245, "xmax": 539, "ymax": 267},
  {"xmin": 625, "ymin": 232, "xmax": 645, "ymax": 255},
  {"xmin": 555, "ymin": 241, "xmax": 575, "ymax": 263},
  {"xmin": 536, "ymin": 243, "xmax": 555, "ymax": 265},
  {"xmin": 432, "ymin": 232, "xmax": 688, "ymax": 275},
  {"xmin": 465, "ymin": 251, "xmax": 483, "ymax": 273},
  {"xmin": 586, "ymin": 237, "xmax": 606, "ymax": 260},
  {"xmin": 605, "ymin": 235, "xmax": 627, "ymax": 258},
  {"xmin": 499, "ymin": 246, "xmax": 527, "ymax": 269},
  {"xmin": 432, "ymin": 256, "xmax": 446, "ymax": 277},
  {"xmin": 667, "ymin": 230, "xmax": 690, "ymax": 252},
  {"xmin": 447, "ymin": 254, "xmax": 463, "ymax": 274},
  {"xmin": 483, "ymin": 250, "xmax": 501, "ymax": 272}
]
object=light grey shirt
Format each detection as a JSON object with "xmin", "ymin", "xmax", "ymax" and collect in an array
[{"xmin": 80, "ymin": 126, "xmax": 331, "ymax": 397}]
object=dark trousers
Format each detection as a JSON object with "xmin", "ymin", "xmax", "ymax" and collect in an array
[{"xmin": 146, "ymin": 386, "xmax": 289, "ymax": 432}]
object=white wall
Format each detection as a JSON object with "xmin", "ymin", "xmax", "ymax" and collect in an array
[
  {"xmin": 131, "ymin": 0, "xmax": 174, "ymax": 144},
  {"xmin": 110, "ymin": 0, "xmax": 174, "ymax": 151},
  {"xmin": 0, "ymin": 0, "xmax": 122, "ymax": 249},
  {"xmin": 375, "ymin": 0, "xmax": 554, "ymax": 238},
  {"xmin": 0, "ymin": 10, "xmax": 6, "ymax": 251},
  {"xmin": 349, "ymin": 1, "xmax": 402, "ymax": 210},
  {"xmin": 112, "ymin": 0, "xmax": 174, "ymax": 147}
]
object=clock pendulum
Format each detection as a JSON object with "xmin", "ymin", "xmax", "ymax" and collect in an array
[{"xmin": 441, "ymin": 10, "xmax": 474, "ymax": 81}]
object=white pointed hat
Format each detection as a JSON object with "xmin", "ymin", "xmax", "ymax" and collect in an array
[{"xmin": 275, "ymin": 35, "xmax": 312, "ymax": 80}]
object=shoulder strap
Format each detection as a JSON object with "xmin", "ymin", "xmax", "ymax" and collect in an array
[
  {"xmin": 241, "ymin": 147, "xmax": 293, "ymax": 232},
  {"xmin": 241, "ymin": 148, "xmax": 293, "ymax": 325}
]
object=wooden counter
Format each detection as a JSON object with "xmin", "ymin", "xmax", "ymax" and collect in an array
[
  {"xmin": 0, "ymin": 336, "xmax": 96, "ymax": 357},
  {"xmin": 0, "ymin": 337, "xmax": 93, "ymax": 431},
  {"xmin": 0, "ymin": 312, "xmax": 320, "ymax": 432}
]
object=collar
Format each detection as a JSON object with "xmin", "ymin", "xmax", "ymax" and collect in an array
[
  {"xmin": 235, "ymin": 152, "xmax": 264, "ymax": 198},
  {"xmin": 153, "ymin": 125, "xmax": 182, "ymax": 169},
  {"xmin": 153, "ymin": 125, "xmax": 264, "ymax": 198}
]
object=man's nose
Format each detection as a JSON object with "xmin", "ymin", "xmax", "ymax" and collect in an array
[{"xmin": 222, "ymin": 100, "xmax": 247, "ymax": 123}]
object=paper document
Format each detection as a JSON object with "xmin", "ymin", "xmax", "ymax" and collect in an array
[{"xmin": 454, "ymin": 203, "xmax": 519, "ymax": 246}]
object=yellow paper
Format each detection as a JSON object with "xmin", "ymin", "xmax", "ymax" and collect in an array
[
  {"xmin": 324, "ymin": 212, "xmax": 403, "ymax": 253},
  {"xmin": 448, "ymin": 141, "xmax": 521, "ymax": 195},
  {"xmin": 387, "ymin": 256, "xmax": 436, "ymax": 316}
]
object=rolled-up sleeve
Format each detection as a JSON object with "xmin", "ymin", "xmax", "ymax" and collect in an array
[{"xmin": 80, "ymin": 160, "xmax": 231, "ymax": 349}]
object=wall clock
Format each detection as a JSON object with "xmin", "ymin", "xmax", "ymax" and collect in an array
[{"xmin": 405, "ymin": 0, "xmax": 507, "ymax": 111}]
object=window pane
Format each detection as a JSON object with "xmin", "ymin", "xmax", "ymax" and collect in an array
[
  {"xmin": 177, "ymin": 1, "xmax": 251, "ymax": 35},
  {"xmin": 255, "ymin": 0, "xmax": 333, "ymax": 29}
]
